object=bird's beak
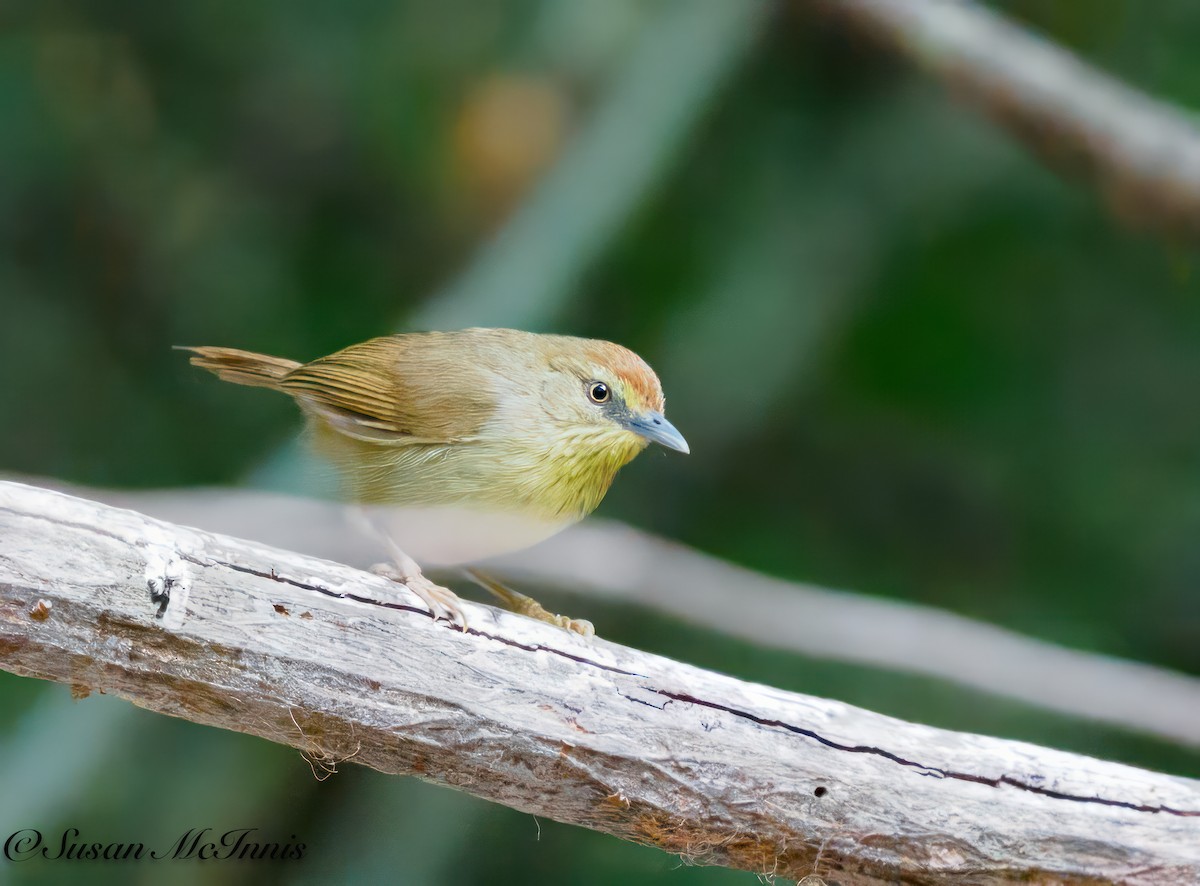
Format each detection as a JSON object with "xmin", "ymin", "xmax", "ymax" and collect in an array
[{"xmin": 623, "ymin": 410, "xmax": 690, "ymax": 454}]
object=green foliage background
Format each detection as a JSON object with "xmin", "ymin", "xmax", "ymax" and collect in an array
[{"xmin": 1, "ymin": 1, "xmax": 1199, "ymax": 883}]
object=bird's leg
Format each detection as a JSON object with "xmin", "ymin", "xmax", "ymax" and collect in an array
[
  {"xmin": 463, "ymin": 568, "xmax": 594, "ymax": 637},
  {"xmin": 350, "ymin": 507, "xmax": 467, "ymax": 629}
]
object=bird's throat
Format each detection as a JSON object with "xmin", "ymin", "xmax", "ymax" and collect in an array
[{"xmin": 526, "ymin": 431, "xmax": 647, "ymax": 519}]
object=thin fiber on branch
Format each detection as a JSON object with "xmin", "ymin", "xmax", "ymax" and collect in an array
[{"xmin": 0, "ymin": 481, "xmax": 1198, "ymax": 884}]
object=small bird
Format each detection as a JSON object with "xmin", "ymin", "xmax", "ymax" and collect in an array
[{"xmin": 181, "ymin": 328, "xmax": 687, "ymax": 632}]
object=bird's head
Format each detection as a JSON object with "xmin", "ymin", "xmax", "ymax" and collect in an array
[{"xmin": 536, "ymin": 337, "xmax": 689, "ymax": 458}]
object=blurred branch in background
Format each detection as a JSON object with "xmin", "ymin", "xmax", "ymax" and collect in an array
[
  {"xmin": 3, "ymin": 482, "xmax": 1198, "ymax": 884},
  {"xmin": 422, "ymin": 0, "xmax": 769, "ymax": 331},
  {"xmin": 31, "ymin": 478, "xmax": 1199, "ymax": 750},
  {"xmin": 815, "ymin": 0, "xmax": 1200, "ymax": 237}
]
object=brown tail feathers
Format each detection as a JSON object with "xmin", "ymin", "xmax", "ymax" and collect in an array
[{"xmin": 178, "ymin": 346, "xmax": 301, "ymax": 389}]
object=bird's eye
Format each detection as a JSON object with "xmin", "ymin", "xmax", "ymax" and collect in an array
[{"xmin": 587, "ymin": 381, "xmax": 610, "ymax": 404}]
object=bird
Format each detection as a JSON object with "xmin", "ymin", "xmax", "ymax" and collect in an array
[{"xmin": 181, "ymin": 328, "xmax": 688, "ymax": 633}]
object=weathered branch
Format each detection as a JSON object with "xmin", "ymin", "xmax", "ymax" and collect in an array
[
  {"xmin": 1, "ymin": 481, "xmax": 1198, "ymax": 883},
  {"xmin": 33, "ymin": 478, "xmax": 1200, "ymax": 750},
  {"xmin": 815, "ymin": 0, "xmax": 1200, "ymax": 238}
]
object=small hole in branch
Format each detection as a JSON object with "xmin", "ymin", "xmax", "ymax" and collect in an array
[{"xmin": 813, "ymin": 786, "xmax": 828, "ymax": 798}]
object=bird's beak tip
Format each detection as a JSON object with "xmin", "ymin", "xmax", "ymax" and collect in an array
[{"xmin": 625, "ymin": 410, "xmax": 689, "ymax": 454}]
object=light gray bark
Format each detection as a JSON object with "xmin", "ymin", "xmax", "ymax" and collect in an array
[
  {"xmin": 1, "ymin": 481, "xmax": 1198, "ymax": 883},
  {"xmin": 33, "ymin": 479, "xmax": 1200, "ymax": 750}
]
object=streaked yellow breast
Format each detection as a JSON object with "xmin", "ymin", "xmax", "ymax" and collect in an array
[{"xmin": 307, "ymin": 418, "xmax": 646, "ymax": 523}]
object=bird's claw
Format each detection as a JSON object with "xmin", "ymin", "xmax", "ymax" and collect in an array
[
  {"xmin": 369, "ymin": 562, "xmax": 467, "ymax": 630},
  {"xmin": 550, "ymin": 614, "xmax": 595, "ymax": 637},
  {"xmin": 463, "ymin": 568, "xmax": 594, "ymax": 637}
]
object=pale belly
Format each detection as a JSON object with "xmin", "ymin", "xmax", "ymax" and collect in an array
[{"xmin": 356, "ymin": 503, "xmax": 579, "ymax": 567}]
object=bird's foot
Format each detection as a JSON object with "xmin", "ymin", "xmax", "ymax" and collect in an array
[
  {"xmin": 464, "ymin": 569, "xmax": 594, "ymax": 637},
  {"xmin": 369, "ymin": 562, "xmax": 467, "ymax": 630}
]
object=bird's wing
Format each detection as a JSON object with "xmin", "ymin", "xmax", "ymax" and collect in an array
[{"xmin": 280, "ymin": 334, "xmax": 495, "ymax": 444}]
